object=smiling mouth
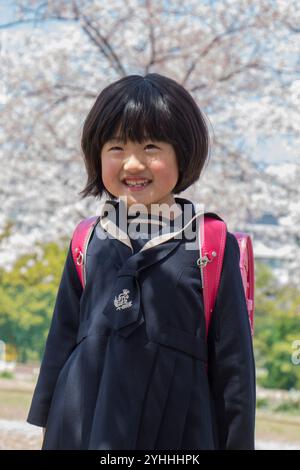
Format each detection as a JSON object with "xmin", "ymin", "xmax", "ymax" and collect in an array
[{"xmin": 122, "ymin": 178, "xmax": 152, "ymax": 190}]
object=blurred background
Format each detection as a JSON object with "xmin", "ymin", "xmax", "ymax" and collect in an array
[{"xmin": 0, "ymin": 0, "xmax": 299, "ymax": 450}]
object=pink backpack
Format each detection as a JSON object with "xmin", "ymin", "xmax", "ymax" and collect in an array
[{"xmin": 71, "ymin": 215, "xmax": 255, "ymax": 337}]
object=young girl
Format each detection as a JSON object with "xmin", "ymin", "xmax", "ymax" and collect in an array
[{"xmin": 27, "ymin": 73, "xmax": 256, "ymax": 450}]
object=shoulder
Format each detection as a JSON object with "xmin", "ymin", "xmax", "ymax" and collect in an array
[
  {"xmin": 224, "ymin": 231, "xmax": 240, "ymax": 259},
  {"xmin": 72, "ymin": 215, "xmax": 100, "ymax": 236},
  {"xmin": 203, "ymin": 212, "xmax": 240, "ymax": 262},
  {"xmin": 217, "ymin": 231, "xmax": 242, "ymax": 291},
  {"xmin": 65, "ymin": 241, "xmax": 83, "ymax": 296},
  {"xmin": 219, "ymin": 231, "xmax": 241, "ymax": 278}
]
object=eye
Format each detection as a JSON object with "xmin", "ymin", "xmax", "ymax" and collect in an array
[
  {"xmin": 145, "ymin": 144, "xmax": 158, "ymax": 150},
  {"xmin": 109, "ymin": 146, "xmax": 123, "ymax": 151}
]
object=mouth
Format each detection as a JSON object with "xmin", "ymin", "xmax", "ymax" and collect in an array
[{"xmin": 121, "ymin": 177, "xmax": 152, "ymax": 191}]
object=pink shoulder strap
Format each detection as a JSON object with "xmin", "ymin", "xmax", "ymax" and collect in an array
[
  {"xmin": 199, "ymin": 215, "xmax": 227, "ymax": 339},
  {"xmin": 71, "ymin": 216, "xmax": 99, "ymax": 288},
  {"xmin": 232, "ymin": 232, "xmax": 255, "ymax": 335},
  {"xmin": 71, "ymin": 214, "xmax": 255, "ymax": 338},
  {"xmin": 199, "ymin": 216, "xmax": 255, "ymax": 338}
]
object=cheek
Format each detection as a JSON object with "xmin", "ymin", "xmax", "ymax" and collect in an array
[
  {"xmin": 150, "ymin": 158, "xmax": 178, "ymax": 183},
  {"xmin": 101, "ymin": 157, "xmax": 121, "ymax": 183}
]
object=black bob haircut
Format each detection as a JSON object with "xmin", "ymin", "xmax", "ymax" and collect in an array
[{"xmin": 80, "ymin": 73, "xmax": 211, "ymax": 200}]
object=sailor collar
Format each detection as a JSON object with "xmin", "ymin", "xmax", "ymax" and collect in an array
[{"xmin": 97, "ymin": 197, "xmax": 204, "ymax": 254}]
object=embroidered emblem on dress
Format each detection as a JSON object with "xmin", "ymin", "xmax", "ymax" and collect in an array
[{"xmin": 114, "ymin": 289, "xmax": 133, "ymax": 310}]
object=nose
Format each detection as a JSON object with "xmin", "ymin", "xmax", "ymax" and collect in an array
[{"xmin": 123, "ymin": 153, "xmax": 146, "ymax": 172}]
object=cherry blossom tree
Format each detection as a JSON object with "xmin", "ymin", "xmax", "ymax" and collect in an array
[{"xmin": 0, "ymin": 0, "xmax": 299, "ymax": 283}]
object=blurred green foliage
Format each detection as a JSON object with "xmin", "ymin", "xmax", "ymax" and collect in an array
[
  {"xmin": 0, "ymin": 241, "xmax": 68, "ymax": 362},
  {"xmin": 0, "ymin": 244, "xmax": 300, "ymax": 390},
  {"xmin": 254, "ymin": 262, "xmax": 300, "ymax": 389}
]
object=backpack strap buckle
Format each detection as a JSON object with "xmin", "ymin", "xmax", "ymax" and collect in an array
[
  {"xmin": 197, "ymin": 250, "xmax": 217, "ymax": 268},
  {"xmin": 74, "ymin": 248, "xmax": 84, "ymax": 266}
]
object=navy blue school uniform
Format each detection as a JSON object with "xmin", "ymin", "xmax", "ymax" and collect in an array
[{"xmin": 27, "ymin": 197, "xmax": 256, "ymax": 450}]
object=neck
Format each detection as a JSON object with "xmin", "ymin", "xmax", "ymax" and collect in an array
[{"xmin": 128, "ymin": 196, "xmax": 182, "ymax": 221}]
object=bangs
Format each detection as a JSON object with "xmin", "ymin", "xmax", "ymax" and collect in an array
[
  {"xmin": 80, "ymin": 73, "xmax": 210, "ymax": 200},
  {"xmin": 99, "ymin": 79, "xmax": 176, "ymax": 146}
]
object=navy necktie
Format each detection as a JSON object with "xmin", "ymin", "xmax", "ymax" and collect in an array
[
  {"xmin": 103, "ymin": 236, "xmax": 183, "ymax": 338},
  {"xmin": 102, "ymin": 267, "xmax": 143, "ymax": 338}
]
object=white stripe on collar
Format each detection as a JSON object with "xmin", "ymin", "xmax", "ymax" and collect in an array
[{"xmin": 98, "ymin": 198, "xmax": 202, "ymax": 253}]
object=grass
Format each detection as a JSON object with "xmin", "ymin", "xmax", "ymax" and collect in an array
[
  {"xmin": 256, "ymin": 410, "xmax": 300, "ymax": 447},
  {"xmin": 0, "ymin": 388, "xmax": 33, "ymax": 421},
  {"xmin": 0, "ymin": 378, "xmax": 300, "ymax": 449},
  {"xmin": 0, "ymin": 385, "xmax": 42, "ymax": 450},
  {"xmin": 0, "ymin": 371, "xmax": 15, "ymax": 379}
]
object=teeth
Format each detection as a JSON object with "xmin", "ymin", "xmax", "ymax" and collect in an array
[{"xmin": 124, "ymin": 179, "xmax": 150, "ymax": 186}]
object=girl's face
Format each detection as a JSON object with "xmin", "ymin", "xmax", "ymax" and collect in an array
[{"xmin": 101, "ymin": 135, "xmax": 179, "ymax": 211}]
